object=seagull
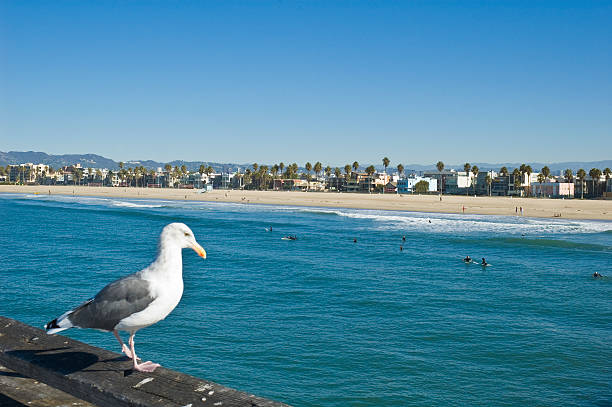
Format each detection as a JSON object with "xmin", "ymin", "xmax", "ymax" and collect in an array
[{"xmin": 45, "ymin": 223, "xmax": 206, "ymax": 372}]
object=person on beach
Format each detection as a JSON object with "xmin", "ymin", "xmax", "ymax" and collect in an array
[{"xmin": 520, "ymin": 207, "xmax": 523, "ymax": 216}]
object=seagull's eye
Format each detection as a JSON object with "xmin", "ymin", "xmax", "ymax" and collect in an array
[{"xmin": 184, "ymin": 232, "xmax": 190, "ymax": 237}]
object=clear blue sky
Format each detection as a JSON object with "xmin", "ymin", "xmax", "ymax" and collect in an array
[{"xmin": 1, "ymin": 1, "xmax": 610, "ymax": 167}]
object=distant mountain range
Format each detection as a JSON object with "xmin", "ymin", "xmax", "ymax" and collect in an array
[
  {"xmin": 1, "ymin": 151, "xmax": 611, "ymax": 174},
  {"xmin": 0, "ymin": 151, "xmax": 245, "ymax": 173}
]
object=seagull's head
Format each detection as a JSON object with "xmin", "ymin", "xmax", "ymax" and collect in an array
[{"xmin": 161, "ymin": 223, "xmax": 206, "ymax": 258}]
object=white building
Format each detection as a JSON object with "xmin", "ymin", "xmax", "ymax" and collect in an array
[{"xmin": 397, "ymin": 176, "xmax": 438, "ymax": 193}]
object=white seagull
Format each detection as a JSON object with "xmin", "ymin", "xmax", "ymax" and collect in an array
[{"xmin": 45, "ymin": 223, "xmax": 206, "ymax": 372}]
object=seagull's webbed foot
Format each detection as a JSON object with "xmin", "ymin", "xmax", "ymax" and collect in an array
[
  {"xmin": 133, "ymin": 361, "xmax": 161, "ymax": 372},
  {"xmin": 121, "ymin": 343, "xmax": 139, "ymax": 360}
]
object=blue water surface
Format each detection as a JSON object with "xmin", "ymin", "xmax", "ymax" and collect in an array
[{"xmin": 0, "ymin": 193, "xmax": 611, "ymax": 406}]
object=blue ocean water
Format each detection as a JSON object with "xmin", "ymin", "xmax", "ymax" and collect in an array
[{"xmin": 0, "ymin": 193, "xmax": 611, "ymax": 406}]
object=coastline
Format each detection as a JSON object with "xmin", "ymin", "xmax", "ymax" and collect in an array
[{"xmin": 1, "ymin": 184, "xmax": 611, "ymax": 221}]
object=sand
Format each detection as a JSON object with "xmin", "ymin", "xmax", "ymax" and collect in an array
[{"xmin": 1, "ymin": 185, "xmax": 611, "ymax": 221}]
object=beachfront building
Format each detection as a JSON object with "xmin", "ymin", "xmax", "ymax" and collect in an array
[
  {"xmin": 385, "ymin": 181, "xmax": 397, "ymax": 194},
  {"xmin": 326, "ymin": 176, "xmax": 345, "ymax": 192},
  {"xmin": 8, "ymin": 163, "xmax": 49, "ymax": 184},
  {"xmin": 308, "ymin": 179, "xmax": 326, "ymax": 191},
  {"xmin": 273, "ymin": 178, "xmax": 308, "ymax": 191},
  {"xmin": 530, "ymin": 182, "xmax": 574, "ymax": 198},
  {"xmin": 397, "ymin": 176, "xmax": 438, "ymax": 194},
  {"xmin": 423, "ymin": 170, "xmax": 472, "ymax": 194}
]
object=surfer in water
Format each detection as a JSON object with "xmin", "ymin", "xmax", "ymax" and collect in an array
[
  {"xmin": 481, "ymin": 257, "xmax": 488, "ymax": 266},
  {"xmin": 464, "ymin": 256, "xmax": 472, "ymax": 263},
  {"xmin": 402, "ymin": 235, "xmax": 406, "ymax": 242},
  {"xmin": 593, "ymin": 272, "xmax": 603, "ymax": 278}
]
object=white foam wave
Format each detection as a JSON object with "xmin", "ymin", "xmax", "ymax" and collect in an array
[
  {"xmin": 110, "ymin": 200, "xmax": 164, "ymax": 208},
  {"xmin": 293, "ymin": 207, "xmax": 612, "ymax": 235}
]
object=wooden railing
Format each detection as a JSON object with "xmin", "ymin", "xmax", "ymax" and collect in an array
[{"xmin": 0, "ymin": 316, "xmax": 289, "ymax": 407}]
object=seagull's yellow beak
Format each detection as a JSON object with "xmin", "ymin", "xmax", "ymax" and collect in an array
[{"xmin": 192, "ymin": 242, "xmax": 206, "ymax": 258}]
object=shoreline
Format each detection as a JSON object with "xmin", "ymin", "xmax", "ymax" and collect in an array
[{"xmin": 1, "ymin": 185, "xmax": 611, "ymax": 221}]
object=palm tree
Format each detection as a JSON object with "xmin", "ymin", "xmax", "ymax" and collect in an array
[
  {"xmin": 524, "ymin": 165, "xmax": 533, "ymax": 196},
  {"xmin": 366, "ymin": 165, "xmax": 376, "ymax": 193},
  {"xmin": 253, "ymin": 163, "xmax": 258, "ymax": 173},
  {"xmin": 564, "ymin": 168, "xmax": 573, "ymax": 183},
  {"xmin": 537, "ymin": 173, "xmax": 545, "ymax": 197},
  {"xmin": 397, "ymin": 163, "xmax": 404, "ymax": 178},
  {"xmin": 272, "ymin": 164, "xmax": 279, "ymax": 179},
  {"xmin": 577, "ymin": 168, "xmax": 586, "ymax": 199},
  {"xmin": 541, "ymin": 166, "xmax": 550, "ymax": 181},
  {"xmin": 119, "ymin": 161, "xmax": 124, "ymax": 171},
  {"xmin": 436, "ymin": 161, "xmax": 444, "ymax": 194},
  {"xmin": 134, "ymin": 167, "xmax": 141, "ymax": 187},
  {"xmin": 325, "ymin": 165, "xmax": 332, "ymax": 178},
  {"xmin": 149, "ymin": 169, "xmax": 156, "ymax": 187},
  {"xmin": 291, "ymin": 163, "xmax": 299, "ymax": 179},
  {"xmin": 334, "ymin": 167, "xmax": 341, "ymax": 189},
  {"xmin": 279, "ymin": 162, "xmax": 285, "ymax": 176},
  {"xmin": 352, "ymin": 161, "xmax": 359, "ymax": 173},
  {"xmin": 512, "ymin": 168, "xmax": 521, "ymax": 195},
  {"xmin": 380, "ymin": 157, "xmax": 390, "ymax": 194},
  {"xmin": 305, "ymin": 162, "xmax": 312, "ymax": 190},
  {"xmin": 500, "ymin": 166, "xmax": 508, "ymax": 177},
  {"xmin": 589, "ymin": 168, "xmax": 602, "ymax": 198},
  {"xmin": 604, "ymin": 167, "xmax": 612, "ymax": 183},
  {"xmin": 486, "ymin": 174, "xmax": 492, "ymax": 196},
  {"xmin": 344, "ymin": 164, "xmax": 352, "ymax": 180},
  {"xmin": 382, "ymin": 157, "xmax": 390, "ymax": 173},
  {"xmin": 471, "ymin": 166, "xmax": 479, "ymax": 195},
  {"xmin": 260, "ymin": 165, "xmax": 269, "ymax": 190},
  {"xmin": 74, "ymin": 168, "xmax": 83, "ymax": 185},
  {"xmin": 463, "ymin": 163, "xmax": 471, "ymax": 196},
  {"xmin": 314, "ymin": 162, "xmax": 322, "ymax": 179}
]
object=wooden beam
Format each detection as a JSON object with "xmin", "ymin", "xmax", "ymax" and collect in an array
[{"xmin": 0, "ymin": 316, "xmax": 290, "ymax": 407}]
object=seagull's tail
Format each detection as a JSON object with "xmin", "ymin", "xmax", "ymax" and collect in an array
[{"xmin": 45, "ymin": 310, "xmax": 74, "ymax": 334}]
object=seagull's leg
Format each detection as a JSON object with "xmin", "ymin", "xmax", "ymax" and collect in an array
[
  {"xmin": 113, "ymin": 330, "xmax": 134, "ymax": 359},
  {"xmin": 129, "ymin": 332, "xmax": 161, "ymax": 372}
]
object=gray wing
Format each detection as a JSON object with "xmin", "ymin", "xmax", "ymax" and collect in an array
[{"xmin": 68, "ymin": 275, "xmax": 155, "ymax": 331}]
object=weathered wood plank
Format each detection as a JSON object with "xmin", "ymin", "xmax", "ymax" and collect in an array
[
  {"xmin": 0, "ymin": 363, "xmax": 96, "ymax": 407},
  {"xmin": 0, "ymin": 316, "xmax": 290, "ymax": 407}
]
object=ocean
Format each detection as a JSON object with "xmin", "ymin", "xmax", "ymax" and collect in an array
[{"xmin": 0, "ymin": 193, "xmax": 610, "ymax": 406}]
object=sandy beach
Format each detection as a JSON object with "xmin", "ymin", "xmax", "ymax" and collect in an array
[{"xmin": 1, "ymin": 184, "xmax": 611, "ymax": 221}]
